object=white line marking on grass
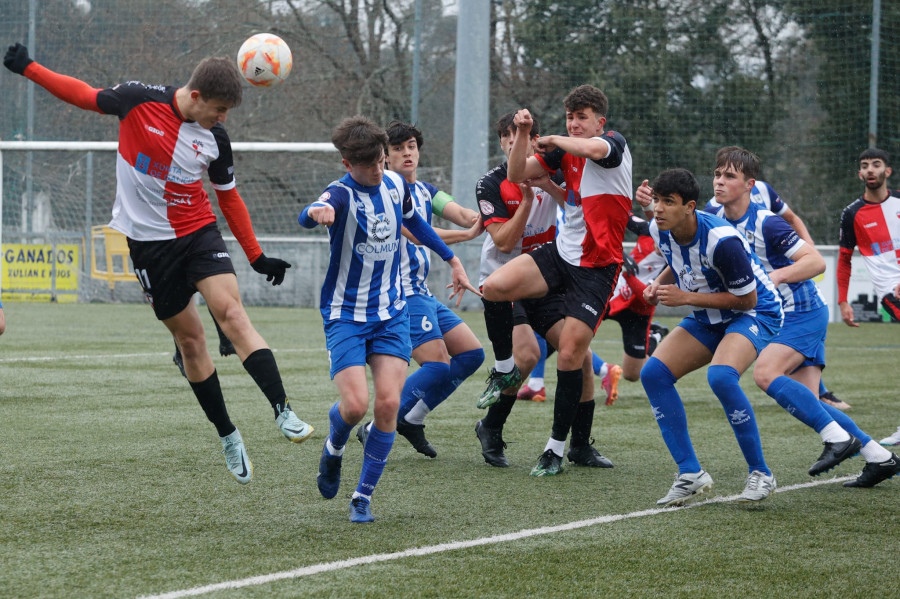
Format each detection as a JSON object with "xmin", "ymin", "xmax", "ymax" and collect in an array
[
  {"xmin": 0, "ymin": 348, "xmax": 320, "ymax": 364},
  {"xmin": 137, "ymin": 475, "xmax": 855, "ymax": 599}
]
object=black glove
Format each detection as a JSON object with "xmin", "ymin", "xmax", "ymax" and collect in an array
[
  {"xmin": 4, "ymin": 43, "xmax": 33, "ymax": 75},
  {"xmin": 622, "ymin": 253, "xmax": 638, "ymax": 277},
  {"xmin": 250, "ymin": 253, "xmax": 291, "ymax": 286}
]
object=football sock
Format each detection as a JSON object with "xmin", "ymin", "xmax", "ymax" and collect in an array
[
  {"xmin": 328, "ymin": 402, "xmax": 353, "ymax": 450},
  {"xmin": 707, "ymin": 365, "xmax": 770, "ymax": 475},
  {"xmin": 818, "ymin": 379, "xmax": 828, "ymax": 397},
  {"xmin": 494, "ymin": 357, "xmax": 515, "ymax": 373},
  {"xmin": 766, "ymin": 376, "xmax": 842, "ymax": 436},
  {"xmin": 592, "ymin": 352, "xmax": 605, "ymax": 377},
  {"xmin": 325, "ymin": 437, "xmax": 344, "ymax": 457},
  {"xmin": 527, "ymin": 378, "xmax": 544, "ymax": 391},
  {"xmin": 532, "ymin": 333, "xmax": 547, "ymax": 378},
  {"xmin": 189, "ymin": 370, "xmax": 235, "ymax": 437},
  {"xmin": 819, "ymin": 422, "xmax": 852, "ymax": 444},
  {"xmin": 820, "ymin": 402, "xmax": 872, "ymax": 445},
  {"xmin": 550, "ymin": 368, "xmax": 582, "ymax": 442},
  {"xmin": 444, "ymin": 348, "xmax": 485, "ymax": 404},
  {"xmin": 641, "ymin": 357, "xmax": 701, "ymax": 474},
  {"xmin": 356, "ymin": 424, "xmax": 395, "ymax": 498},
  {"xmin": 569, "ymin": 400, "xmax": 596, "ymax": 447},
  {"xmin": 482, "ymin": 298, "xmax": 514, "ymax": 361},
  {"xmin": 403, "ymin": 401, "xmax": 430, "ymax": 426},
  {"xmin": 483, "ymin": 392, "xmax": 517, "ymax": 430},
  {"xmin": 543, "ymin": 437, "xmax": 565, "ymax": 457},
  {"xmin": 860, "ymin": 440, "xmax": 893, "ymax": 463},
  {"xmin": 242, "ymin": 348, "xmax": 288, "ymax": 416},
  {"xmin": 397, "ymin": 361, "xmax": 451, "ymax": 422}
]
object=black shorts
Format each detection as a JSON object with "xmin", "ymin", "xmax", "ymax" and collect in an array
[
  {"xmin": 529, "ymin": 242, "xmax": 619, "ymax": 331},
  {"xmin": 882, "ymin": 294, "xmax": 900, "ymax": 322},
  {"xmin": 127, "ymin": 224, "xmax": 236, "ymax": 320},
  {"xmin": 606, "ymin": 308, "xmax": 652, "ymax": 359},
  {"xmin": 512, "ymin": 291, "xmax": 566, "ymax": 339}
]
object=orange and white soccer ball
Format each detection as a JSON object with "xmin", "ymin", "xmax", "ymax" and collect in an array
[{"xmin": 236, "ymin": 34, "xmax": 292, "ymax": 87}]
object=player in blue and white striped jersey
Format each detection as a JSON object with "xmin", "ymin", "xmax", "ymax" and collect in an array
[
  {"xmin": 708, "ymin": 147, "xmax": 898, "ymax": 486},
  {"xmin": 299, "ymin": 116, "xmax": 478, "ymax": 522},
  {"xmin": 638, "ymin": 168, "xmax": 783, "ymax": 506},
  {"xmin": 375, "ymin": 121, "xmax": 485, "ymax": 459}
]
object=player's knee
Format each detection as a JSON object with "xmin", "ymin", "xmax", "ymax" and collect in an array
[
  {"xmin": 707, "ymin": 364, "xmax": 740, "ymax": 397},
  {"xmin": 452, "ymin": 348, "xmax": 484, "ymax": 380},
  {"xmin": 640, "ymin": 356, "xmax": 676, "ymax": 394},
  {"xmin": 752, "ymin": 365, "xmax": 777, "ymax": 392}
]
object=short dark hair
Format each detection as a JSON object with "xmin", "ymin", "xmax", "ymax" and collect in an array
[
  {"xmin": 859, "ymin": 147, "xmax": 890, "ymax": 166},
  {"xmin": 331, "ymin": 115, "xmax": 388, "ymax": 165},
  {"xmin": 652, "ymin": 168, "xmax": 700, "ymax": 205},
  {"xmin": 563, "ymin": 85, "xmax": 608, "ymax": 118},
  {"xmin": 495, "ymin": 111, "xmax": 540, "ymax": 139},
  {"xmin": 715, "ymin": 146, "xmax": 760, "ymax": 179},
  {"xmin": 386, "ymin": 120, "xmax": 423, "ymax": 149},
  {"xmin": 186, "ymin": 57, "xmax": 243, "ymax": 106}
]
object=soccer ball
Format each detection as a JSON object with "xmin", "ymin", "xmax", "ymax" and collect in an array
[{"xmin": 236, "ymin": 34, "xmax": 293, "ymax": 87}]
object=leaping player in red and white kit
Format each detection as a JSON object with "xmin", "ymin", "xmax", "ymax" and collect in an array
[
  {"xmin": 483, "ymin": 85, "xmax": 633, "ymax": 477},
  {"xmin": 4, "ymin": 43, "xmax": 313, "ymax": 484}
]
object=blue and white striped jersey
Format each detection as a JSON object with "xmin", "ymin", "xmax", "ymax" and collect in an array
[
  {"xmin": 650, "ymin": 211, "xmax": 783, "ymax": 325},
  {"xmin": 300, "ymin": 170, "xmax": 418, "ymax": 323},
  {"xmin": 706, "ymin": 202, "xmax": 825, "ymax": 313},
  {"xmin": 704, "ymin": 180, "xmax": 787, "ymax": 216},
  {"xmin": 399, "ymin": 180, "xmax": 440, "ymax": 298}
]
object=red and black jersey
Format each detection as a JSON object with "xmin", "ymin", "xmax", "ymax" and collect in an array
[
  {"xmin": 476, "ymin": 161, "xmax": 557, "ymax": 285},
  {"xmin": 535, "ymin": 131, "xmax": 633, "ymax": 268},
  {"xmin": 837, "ymin": 190, "xmax": 900, "ymax": 303},
  {"xmin": 96, "ymin": 82, "xmax": 234, "ymax": 241}
]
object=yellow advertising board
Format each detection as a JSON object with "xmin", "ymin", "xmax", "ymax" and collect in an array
[{"xmin": 2, "ymin": 243, "xmax": 79, "ymax": 303}]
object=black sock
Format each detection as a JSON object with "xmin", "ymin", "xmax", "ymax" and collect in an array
[
  {"xmin": 483, "ymin": 392, "xmax": 517, "ymax": 429},
  {"xmin": 570, "ymin": 400, "xmax": 596, "ymax": 447},
  {"xmin": 551, "ymin": 368, "xmax": 583, "ymax": 442},
  {"xmin": 189, "ymin": 370, "xmax": 235, "ymax": 437},
  {"xmin": 481, "ymin": 299, "xmax": 514, "ymax": 361},
  {"xmin": 242, "ymin": 348, "xmax": 287, "ymax": 416}
]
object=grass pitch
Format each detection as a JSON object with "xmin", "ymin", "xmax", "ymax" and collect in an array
[{"xmin": 1, "ymin": 302, "xmax": 897, "ymax": 598}]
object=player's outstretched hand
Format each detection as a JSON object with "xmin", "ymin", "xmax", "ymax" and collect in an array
[
  {"xmin": 4, "ymin": 43, "xmax": 33, "ymax": 75},
  {"xmin": 445, "ymin": 256, "xmax": 481, "ymax": 307},
  {"xmin": 251, "ymin": 253, "xmax": 291, "ymax": 286}
]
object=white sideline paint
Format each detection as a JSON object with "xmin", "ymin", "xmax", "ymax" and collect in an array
[
  {"xmin": 0, "ymin": 348, "xmax": 319, "ymax": 364},
  {"xmin": 138, "ymin": 476, "xmax": 854, "ymax": 599}
]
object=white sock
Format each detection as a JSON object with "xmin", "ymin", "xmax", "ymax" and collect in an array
[
  {"xmin": 544, "ymin": 438, "xmax": 565, "ymax": 457},
  {"xmin": 495, "ymin": 357, "xmax": 515, "ymax": 373},
  {"xmin": 528, "ymin": 378, "xmax": 544, "ymax": 391},
  {"xmin": 861, "ymin": 440, "xmax": 893, "ymax": 463},
  {"xmin": 819, "ymin": 421, "xmax": 851, "ymax": 443},
  {"xmin": 403, "ymin": 401, "xmax": 431, "ymax": 426},
  {"xmin": 598, "ymin": 364, "xmax": 609, "ymax": 379},
  {"xmin": 326, "ymin": 438, "xmax": 344, "ymax": 457}
]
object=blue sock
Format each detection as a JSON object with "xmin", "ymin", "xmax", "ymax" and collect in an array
[
  {"xmin": 592, "ymin": 352, "xmax": 605, "ymax": 377},
  {"xmin": 640, "ymin": 357, "xmax": 701, "ymax": 473},
  {"xmin": 707, "ymin": 365, "xmax": 770, "ymax": 475},
  {"xmin": 532, "ymin": 334, "xmax": 547, "ymax": 378},
  {"xmin": 820, "ymin": 402, "xmax": 872, "ymax": 445},
  {"xmin": 356, "ymin": 424, "xmax": 395, "ymax": 497},
  {"xmin": 422, "ymin": 348, "xmax": 484, "ymax": 412},
  {"xmin": 818, "ymin": 379, "xmax": 828, "ymax": 396},
  {"xmin": 397, "ymin": 361, "xmax": 451, "ymax": 421},
  {"xmin": 766, "ymin": 376, "xmax": 834, "ymax": 432},
  {"xmin": 328, "ymin": 402, "xmax": 354, "ymax": 450}
]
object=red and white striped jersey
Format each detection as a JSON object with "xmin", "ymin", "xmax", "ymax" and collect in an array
[
  {"xmin": 96, "ymin": 82, "xmax": 235, "ymax": 241},
  {"xmin": 838, "ymin": 190, "xmax": 900, "ymax": 302},
  {"xmin": 535, "ymin": 131, "xmax": 633, "ymax": 268}
]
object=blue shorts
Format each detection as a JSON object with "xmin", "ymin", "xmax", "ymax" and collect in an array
[
  {"xmin": 406, "ymin": 293, "xmax": 464, "ymax": 350},
  {"xmin": 323, "ymin": 307, "xmax": 411, "ymax": 378},
  {"xmin": 774, "ymin": 305, "xmax": 829, "ymax": 369},
  {"xmin": 679, "ymin": 312, "xmax": 781, "ymax": 356}
]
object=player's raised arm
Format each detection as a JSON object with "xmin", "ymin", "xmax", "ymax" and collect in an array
[
  {"xmin": 4, "ymin": 43, "xmax": 103, "ymax": 113},
  {"xmin": 506, "ymin": 111, "xmax": 548, "ymax": 183}
]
